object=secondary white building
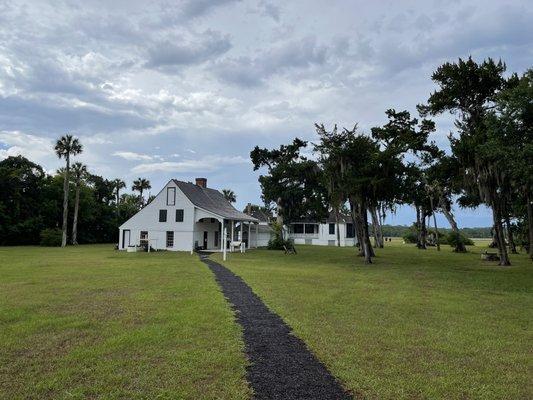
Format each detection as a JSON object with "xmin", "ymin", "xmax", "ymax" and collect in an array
[
  {"xmin": 287, "ymin": 213, "xmax": 357, "ymax": 247},
  {"xmin": 240, "ymin": 206, "xmax": 274, "ymax": 247},
  {"xmin": 119, "ymin": 178, "xmax": 258, "ymax": 252}
]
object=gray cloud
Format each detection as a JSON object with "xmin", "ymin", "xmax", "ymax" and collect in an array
[
  {"xmin": 258, "ymin": 1, "xmax": 281, "ymax": 22},
  {"xmin": 0, "ymin": 0, "xmax": 531, "ymax": 227},
  {"xmin": 213, "ymin": 36, "xmax": 328, "ymax": 86},
  {"xmin": 146, "ymin": 30, "xmax": 232, "ymax": 68},
  {"xmin": 178, "ymin": 0, "xmax": 241, "ymax": 19}
]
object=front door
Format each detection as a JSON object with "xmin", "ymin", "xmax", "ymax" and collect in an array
[
  {"xmin": 203, "ymin": 231, "xmax": 208, "ymax": 249},
  {"xmin": 122, "ymin": 230, "xmax": 130, "ymax": 248}
]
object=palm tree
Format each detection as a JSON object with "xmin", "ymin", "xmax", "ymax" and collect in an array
[
  {"xmin": 54, "ymin": 134, "xmax": 83, "ymax": 247},
  {"xmin": 71, "ymin": 162, "xmax": 87, "ymax": 245},
  {"xmin": 132, "ymin": 178, "xmax": 151, "ymax": 207},
  {"xmin": 222, "ymin": 189, "xmax": 236, "ymax": 203},
  {"xmin": 112, "ymin": 178, "xmax": 126, "ymax": 216}
]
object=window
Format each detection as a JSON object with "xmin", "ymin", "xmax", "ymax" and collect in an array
[
  {"xmin": 159, "ymin": 209, "xmax": 167, "ymax": 222},
  {"xmin": 329, "ymin": 223, "xmax": 335, "ymax": 235},
  {"xmin": 140, "ymin": 231, "xmax": 148, "ymax": 245},
  {"xmin": 305, "ymin": 224, "xmax": 317, "ymax": 234},
  {"xmin": 166, "ymin": 187, "xmax": 175, "ymax": 205},
  {"xmin": 346, "ymin": 223, "xmax": 355, "ymax": 238},
  {"xmin": 176, "ymin": 209, "xmax": 184, "ymax": 222},
  {"xmin": 292, "ymin": 224, "xmax": 304, "ymax": 234},
  {"xmin": 166, "ymin": 231, "xmax": 174, "ymax": 247}
]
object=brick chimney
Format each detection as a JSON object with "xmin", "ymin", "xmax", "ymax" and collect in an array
[{"xmin": 195, "ymin": 178, "xmax": 207, "ymax": 188}]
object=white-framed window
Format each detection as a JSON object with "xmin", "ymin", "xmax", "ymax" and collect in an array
[
  {"xmin": 166, "ymin": 231, "xmax": 174, "ymax": 248},
  {"xmin": 167, "ymin": 187, "xmax": 176, "ymax": 205},
  {"xmin": 329, "ymin": 223, "xmax": 335, "ymax": 235},
  {"xmin": 305, "ymin": 224, "xmax": 318, "ymax": 234},
  {"xmin": 176, "ymin": 209, "xmax": 184, "ymax": 222},
  {"xmin": 346, "ymin": 223, "xmax": 355, "ymax": 238}
]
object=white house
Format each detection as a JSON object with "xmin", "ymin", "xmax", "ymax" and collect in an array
[
  {"xmin": 240, "ymin": 205, "xmax": 274, "ymax": 247},
  {"xmin": 287, "ymin": 212, "xmax": 357, "ymax": 247},
  {"xmin": 119, "ymin": 178, "xmax": 259, "ymax": 252}
]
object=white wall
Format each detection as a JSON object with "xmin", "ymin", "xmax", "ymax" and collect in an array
[
  {"xmin": 119, "ymin": 180, "xmax": 196, "ymax": 251},
  {"xmin": 241, "ymin": 223, "xmax": 272, "ymax": 248},
  {"xmin": 290, "ymin": 222, "xmax": 357, "ymax": 247}
]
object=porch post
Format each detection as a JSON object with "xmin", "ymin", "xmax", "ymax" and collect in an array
[
  {"xmin": 219, "ymin": 220, "xmax": 223, "ymax": 251},
  {"xmin": 248, "ymin": 222, "xmax": 251, "ymax": 249},
  {"xmin": 230, "ymin": 220, "xmax": 235, "ymax": 252},
  {"xmin": 223, "ymin": 222, "xmax": 227, "ymax": 261},
  {"xmin": 255, "ymin": 222, "xmax": 258, "ymax": 248}
]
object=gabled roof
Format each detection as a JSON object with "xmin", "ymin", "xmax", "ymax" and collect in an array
[
  {"xmin": 173, "ymin": 180, "xmax": 258, "ymax": 222},
  {"xmin": 291, "ymin": 211, "xmax": 352, "ymax": 224},
  {"xmin": 247, "ymin": 209, "xmax": 272, "ymax": 223},
  {"xmin": 326, "ymin": 211, "xmax": 352, "ymax": 223}
]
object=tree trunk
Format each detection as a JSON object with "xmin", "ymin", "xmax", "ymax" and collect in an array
[
  {"xmin": 378, "ymin": 209, "xmax": 385, "ymax": 247},
  {"xmin": 334, "ymin": 207, "xmax": 341, "ymax": 247},
  {"xmin": 429, "ymin": 196, "xmax": 440, "ymax": 251},
  {"xmin": 72, "ymin": 185, "xmax": 80, "ymax": 245},
  {"xmin": 492, "ymin": 205, "xmax": 510, "ymax": 266},
  {"xmin": 116, "ymin": 190, "xmax": 120, "ymax": 218},
  {"xmin": 440, "ymin": 197, "xmax": 466, "ymax": 252},
  {"xmin": 61, "ymin": 156, "xmax": 70, "ymax": 247},
  {"xmin": 418, "ymin": 206, "xmax": 427, "ymax": 250},
  {"xmin": 505, "ymin": 215, "xmax": 517, "ymax": 254},
  {"xmin": 415, "ymin": 205, "xmax": 421, "ymax": 247},
  {"xmin": 361, "ymin": 200, "xmax": 374, "ymax": 262},
  {"xmin": 276, "ymin": 200, "xmax": 285, "ymax": 241},
  {"xmin": 360, "ymin": 207, "xmax": 372, "ymax": 263},
  {"xmin": 370, "ymin": 206, "xmax": 383, "ymax": 248},
  {"xmin": 488, "ymin": 227, "xmax": 497, "ymax": 248},
  {"xmin": 139, "ymin": 189, "xmax": 144, "ymax": 208},
  {"xmin": 526, "ymin": 192, "xmax": 533, "ymax": 261},
  {"xmin": 349, "ymin": 198, "xmax": 364, "ymax": 256}
]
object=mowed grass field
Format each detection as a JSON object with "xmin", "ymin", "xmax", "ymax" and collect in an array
[
  {"xmin": 0, "ymin": 245, "xmax": 251, "ymax": 400},
  {"xmin": 214, "ymin": 241, "xmax": 532, "ymax": 400}
]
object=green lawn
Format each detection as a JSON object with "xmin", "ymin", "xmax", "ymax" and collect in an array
[
  {"xmin": 0, "ymin": 245, "xmax": 251, "ymax": 400},
  {"xmin": 214, "ymin": 242, "xmax": 532, "ymax": 400}
]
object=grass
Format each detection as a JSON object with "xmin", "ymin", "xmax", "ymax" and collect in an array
[
  {"xmin": 0, "ymin": 245, "xmax": 251, "ymax": 400},
  {"xmin": 213, "ymin": 240, "xmax": 532, "ymax": 400}
]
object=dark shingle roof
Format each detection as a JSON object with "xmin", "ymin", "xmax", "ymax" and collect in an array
[
  {"xmin": 292, "ymin": 211, "xmax": 352, "ymax": 224},
  {"xmin": 248, "ymin": 209, "xmax": 272, "ymax": 222},
  {"xmin": 173, "ymin": 180, "xmax": 258, "ymax": 222},
  {"xmin": 326, "ymin": 211, "xmax": 352, "ymax": 223}
]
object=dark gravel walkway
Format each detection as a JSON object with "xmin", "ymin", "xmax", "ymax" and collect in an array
[{"xmin": 201, "ymin": 255, "xmax": 352, "ymax": 400}]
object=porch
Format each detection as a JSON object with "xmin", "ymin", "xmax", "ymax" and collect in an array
[{"xmin": 194, "ymin": 215, "xmax": 259, "ymax": 258}]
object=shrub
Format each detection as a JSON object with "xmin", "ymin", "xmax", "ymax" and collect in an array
[
  {"xmin": 40, "ymin": 228, "xmax": 62, "ymax": 247},
  {"xmin": 402, "ymin": 228, "xmax": 418, "ymax": 244},
  {"xmin": 267, "ymin": 221, "xmax": 294, "ymax": 250},
  {"xmin": 267, "ymin": 235, "xmax": 294, "ymax": 250},
  {"xmin": 447, "ymin": 231, "xmax": 473, "ymax": 248}
]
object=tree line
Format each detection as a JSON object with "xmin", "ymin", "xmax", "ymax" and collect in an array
[
  {"xmin": 251, "ymin": 58, "xmax": 532, "ymax": 265},
  {"xmin": 0, "ymin": 138, "xmax": 154, "ymax": 246}
]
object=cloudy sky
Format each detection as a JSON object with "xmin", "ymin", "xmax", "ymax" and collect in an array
[{"xmin": 1, "ymin": 0, "xmax": 531, "ymax": 227}]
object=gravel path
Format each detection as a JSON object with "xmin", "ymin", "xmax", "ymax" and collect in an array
[{"xmin": 201, "ymin": 255, "xmax": 352, "ymax": 400}]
